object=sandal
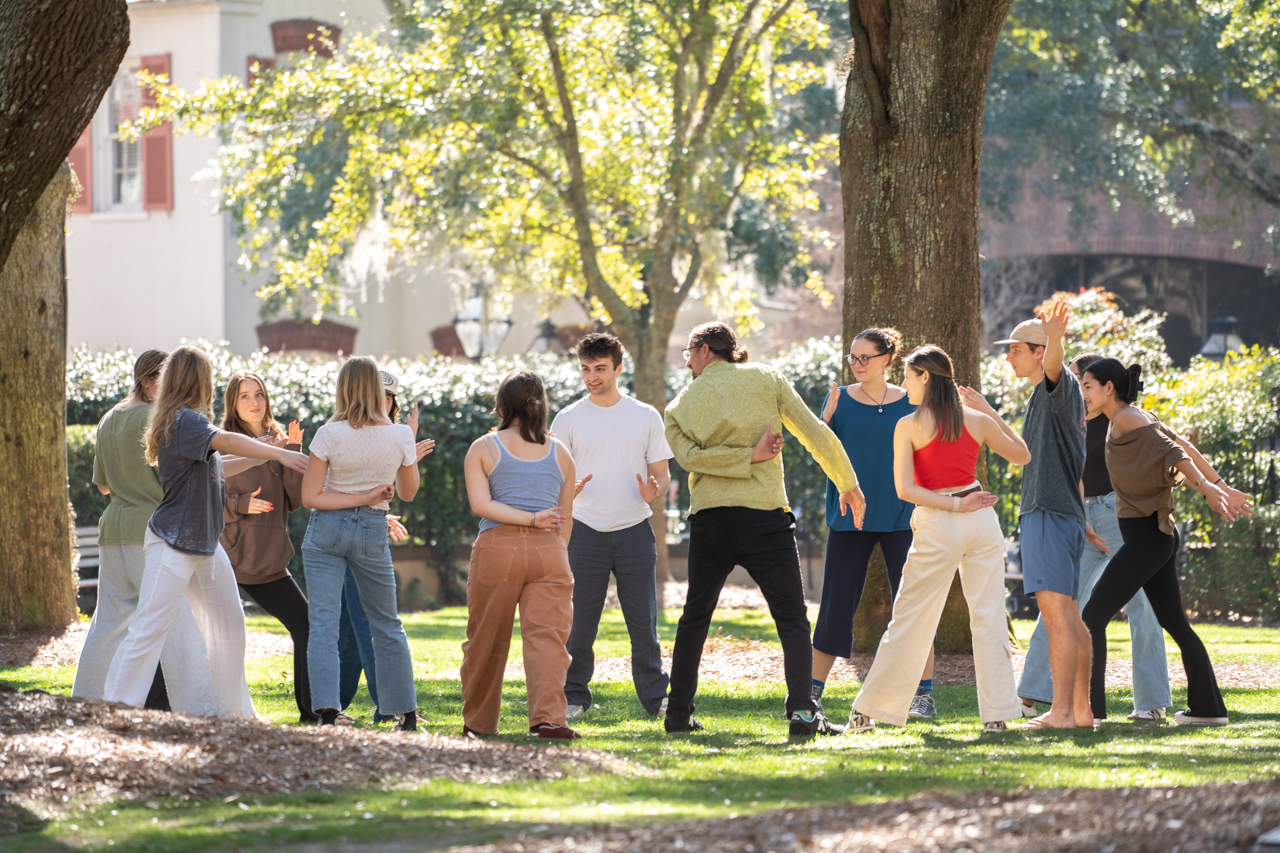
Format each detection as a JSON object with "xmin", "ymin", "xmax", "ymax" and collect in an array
[{"xmin": 530, "ymin": 722, "xmax": 580, "ymax": 740}]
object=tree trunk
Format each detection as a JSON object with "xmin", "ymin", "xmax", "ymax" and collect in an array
[
  {"xmin": 840, "ymin": 0, "xmax": 1013, "ymax": 654},
  {"xmin": 0, "ymin": 0, "xmax": 131, "ymax": 272},
  {"xmin": 0, "ymin": 165, "xmax": 77, "ymax": 632},
  {"xmin": 629, "ymin": 320, "xmax": 675, "ymax": 610}
]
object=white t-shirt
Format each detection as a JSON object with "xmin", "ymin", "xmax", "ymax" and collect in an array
[
  {"xmin": 308, "ymin": 421, "xmax": 416, "ymax": 510},
  {"xmin": 551, "ymin": 394, "xmax": 673, "ymax": 532}
]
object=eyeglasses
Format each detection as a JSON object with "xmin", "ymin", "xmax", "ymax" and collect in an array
[
  {"xmin": 845, "ymin": 352, "xmax": 887, "ymax": 366},
  {"xmin": 681, "ymin": 347, "xmax": 695, "ymax": 360}
]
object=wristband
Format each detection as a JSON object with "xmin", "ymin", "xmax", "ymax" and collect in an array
[
  {"xmin": 1213, "ymin": 476, "xmax": 1223, "ymax": 485},
  {"xmin": 952, "ymin": 496, "xmax": 961, "ymax": 512},
  {"xmin": 530, "ymin": 511, "xmax": 536, "ymax": 527}
]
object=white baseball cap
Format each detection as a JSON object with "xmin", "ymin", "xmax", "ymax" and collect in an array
[
  {"xmin": 380, "ymin": 370, "xmax": 400, "ymax": 396},
  {"xmin": 993, "ymin": 318, "xmax": 1049, "ymax": 347}
]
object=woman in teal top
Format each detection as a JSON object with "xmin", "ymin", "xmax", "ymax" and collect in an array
[{"xmin": 811, "ymin": 329, "xmax": 937, "ymax": 717}]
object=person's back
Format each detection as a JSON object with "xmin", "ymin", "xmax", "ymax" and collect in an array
[
  {"xmin": 477, "ymin": 431, "xmax": 565, "ymax": 533},
  {"xmin": 95, "ymin": 403, "xmax": 164, "ymax": 545}
]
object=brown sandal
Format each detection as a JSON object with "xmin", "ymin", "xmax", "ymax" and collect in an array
[{"xmin": 530, "ymin": 722, "xmax": 580, "ymax": 740}]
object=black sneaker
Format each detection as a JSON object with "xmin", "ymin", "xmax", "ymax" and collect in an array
[
  {"xmin": 664, "ymin": 717, "xmax": 705, "ymax": 734},
  {"xmin": 789, "ymin": 709, "xmax": 845, "ymax": 736}
]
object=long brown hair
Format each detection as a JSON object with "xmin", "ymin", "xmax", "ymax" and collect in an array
[
  {"xmin": 331, "ymin": 356, "xmax": 390, "ymax": 429},
  {"xmin": 494, "ymin": 370, "xmax": 549, "ymax": 444},
  {"xmin": 904, "ymin": 345, "xmax": 964, "ymax": 443},
  {"xmin": 688, "ymin": 321, "xmax": 749, "ymax": 363},
  {"xmin": 131, "ymin": 349, "xmax": 168, "ymax": 403},
  {"xmin": 220, "ymin": 371, "xmax": 282, "ymax": 437},
  {"xmin": 144, "ymin": 346, "xmax": 215, "ymax": 465}
]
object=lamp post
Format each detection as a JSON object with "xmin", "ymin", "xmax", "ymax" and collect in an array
[
  {"xmin": 451, "ymin": 281, "xmax": 512, "ymax": 360},
  {"xmin": 532, "ymin": 318, "xmax": 557, "ymax": 353},
  {"xmin": 1198, "ymin": 315, "xmax": 1245, "ymax": 361}
]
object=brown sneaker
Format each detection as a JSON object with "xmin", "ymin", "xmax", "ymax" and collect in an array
[{"xmin": 530, "ymin": 722, "xmax": 581, "ymax": 740}]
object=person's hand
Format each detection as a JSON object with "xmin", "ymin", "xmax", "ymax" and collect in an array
[
  {"xmin": 1201, "ymin": 482, "xmax": 1237, "ymax": 521},
  {"xmin": 287, "ymin": 420, "xmax": 304, "ymax": 446},
  {"xmin": 245, "ymin": 486, "xmax": 274, "ymax": 515},
  {"xmin": 387, "ymin": 515, "xmax": 408, "ymax": 542},
  {"xmin": 574, "ymin": 474, "xmax": 593, "ymax": 498},
  {"xmin": 1224, "ymin": 485, "xmax": 1255, "ymax": 517},
  {"xmin": 533, "ymin": 507, "xmax": 567, "ymax": 530},
  {"xmin": 751, "ymin": 425, "xmax": 784, "ymax": 463},
  {"xmin": 364, "ymin": 484, "xmax": 395, "ymax": 506},
  {"xmin": 415, "ymin": 438, "xmax": 436, "ymax": 463},
  {"xmin": 958, "ymin": 490, "xmax": 998, "ymax": 512},
  {"xmin": 1037, "ymin": 299, "xmax": 1070, "ymax": 342},
  {"xmin": 407, "ymin": 402, "xmax": 419, "ymax": 436},
  {"xmin": 838, "ymin": 485, "xmax": 866, "ymax": 530},
  {"xmin": 256, "ymin": 432, "xmax": 286, "ymax": 447},
  {"xmin": 280, "ymin": 450, "xmax": 309, "ymax": 473},
  {"xmin": 637, "ymin": 472, "xmax": 662, "ymax": 503},
  {"xmin": 957, "ymin": 385, "xmax": 998, "ymax": 417},
  {"xmin": 1085, "ymin": 522, "xmax": 1110, "ymax": 553}
]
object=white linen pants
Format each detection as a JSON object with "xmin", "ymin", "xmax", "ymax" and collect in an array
[
  {"xmin": 73, "ymin": 542, "xmax": 216, "ymax": 716},
  {"xmin": 853, "ymin": 505, "xmax": 1021, "ymax": 726},
  {"xmin": 104, "ymin": 530, "xmax": 255, "ymax": 718}
]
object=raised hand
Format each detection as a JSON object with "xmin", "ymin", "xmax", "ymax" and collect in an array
[
  {"xmin": 838, "ymin": 485, "xmax": 866, "ymax": 530},
  {"xmin": 1038, "ymin": 299, "xmax": 1070, "ymax": 342},
  {"xmin": 958, "ymin": 490, "xmax": 998, "ymax": 513},
  {"xmin": 407, "ymin": 402, "xmax": 419, "ymax": 435},
  {"xmin": 1085, "ymin": 522, "xmax": 1110, "ymax": 553},
  {"xmin": 533, "ymin": 507, "xmax": 567, "ymax": 530},
  {"xmin": 415, "ymin": 438, "xmax": 436, "ymax": 463},
  {"xmin": 957, "ymin": 385, "xmax": 998, "ymax": 417},
  {"xmin": 574, "ymin": 473, "xmax": 593, "ymax": 497},
  {"xmin": 245, "ymin": 485, "xmax": 274, "ymax": 515},
  {"xmin": 751, "ymin": 425, "xmax": 784, "ymax": 463},
  {"xmin": 287, "ymin": 420, "xmax": 304, "ymax": 445},
  {"xmin": 637, "ymin": 472, "xmax": 662, "ymax": 503},
  {"xmin": 387, "ymin": 515, "xmax": 409, "ymax": 542}
]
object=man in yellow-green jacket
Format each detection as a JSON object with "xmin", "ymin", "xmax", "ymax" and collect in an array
[{"xmin": 663, "ymin": 321, "xmax": 865, "ymax": 737}]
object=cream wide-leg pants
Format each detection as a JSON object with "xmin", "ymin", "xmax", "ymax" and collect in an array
[
  {"xmin": 853, "ymin": 504, "xmax": 1020, "ymax": 726},
  {"xmin": 104, "ymin": 530, "xmax": 255, "ymax": 719}
]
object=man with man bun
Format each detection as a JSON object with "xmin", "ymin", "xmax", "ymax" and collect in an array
[{"xmin": 663, "ymin": 321, "xmax": 864, "ymax": 737}]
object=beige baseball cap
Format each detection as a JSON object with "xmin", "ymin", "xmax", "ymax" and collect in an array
[
  {"xmin": 380, "ymin": 370, "xmax": 400, "ymax": 396},
  {"xmin": 994, "ymin": 318, "xmax": 1049, "ymax": 347}
]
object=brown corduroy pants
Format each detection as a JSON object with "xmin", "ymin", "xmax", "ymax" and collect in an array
[{"xmin": 461, "ymin": 525, "xmax": 574, "ymax": 733}]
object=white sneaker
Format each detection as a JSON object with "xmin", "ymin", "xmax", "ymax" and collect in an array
[
  {"xmin": 565, "ymin": 704, "xmax": 585, "ymax": 722},
  {"xmin": 1019, "ymin": 700, "xmax": 1038, "ymax": 718},
  {"xmin": 1173, "ymin": 710, "xmax": 1228, "ymax": 726},
  {"xmin": 1127, "ymin": 708, "xmax": 1166, "ymax": 723},
  {"xmin": 656, "ymin": 697, "xmax": 668, "ymax": 719}
]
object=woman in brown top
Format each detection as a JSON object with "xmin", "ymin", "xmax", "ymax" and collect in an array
[
  {"xmin": 219, "ymin": 371, "xmax": 314, "ymax": 722},
  {"xmin": 1078, "ymin": 359, "xmax": 1249, "ymax": 725}
]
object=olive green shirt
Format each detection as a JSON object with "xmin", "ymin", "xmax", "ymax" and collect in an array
[
  {"xmin": 93, "ymin": 404, "xmax": 164, "ymax": 545},
  {"xmin": 664, "ymin": 360, "xmax": 857, "ymax": 515}
]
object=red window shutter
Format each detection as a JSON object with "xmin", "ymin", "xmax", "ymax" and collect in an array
[
  {"xmin": 139, "ymin": 53, "xmax": 173, "ymax": 211},
  {"xmin": 247, "ymin": 55, "xmax": 277, "ymax": 87},
  {"xmin": 68, "ymin": 126, "xmax": 93, "ymax": 214}
]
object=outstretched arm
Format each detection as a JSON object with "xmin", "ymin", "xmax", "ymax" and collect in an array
[{"xmin": 210, "ymin": 431, "xmax": 308, "ymax": 477}]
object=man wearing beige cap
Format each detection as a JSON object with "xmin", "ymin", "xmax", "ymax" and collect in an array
[{"xmin": 966, "ymin": 300, "xmax": 1090, "ymax": 728}]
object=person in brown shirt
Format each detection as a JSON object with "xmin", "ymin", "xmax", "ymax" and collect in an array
[{"xmin": 1078, "ymin": 358, "xmax": 1250, "ymax": 726}]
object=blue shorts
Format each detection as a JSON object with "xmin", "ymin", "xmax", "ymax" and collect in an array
[{"xmin": 1019, "ymin": 509, "xmax": 1085, "ymax": 597}]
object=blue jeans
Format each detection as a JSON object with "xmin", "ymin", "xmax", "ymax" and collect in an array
[
  {"xmin": 302, "ymin": 507, "xmax": 416, "ymax": 716},
  {"xmin": 339, "ymin": 567, "xmax": 392, "ymax": 722},
  {"xmin": 1017, "ymin": 493, "xmax": 1171, "ymax": 710}
]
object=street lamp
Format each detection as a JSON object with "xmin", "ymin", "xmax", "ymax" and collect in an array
[
  {"xmin": 1199, "ymin": 315, "xmax": 1245, "ymax": 360},
  {"xmin": 451, "ymin": 281, "xmax": 512, "ymax": 360},
  {"xmin": 532, "ymin": 318, "xmax": 558, "ymax": 353}
]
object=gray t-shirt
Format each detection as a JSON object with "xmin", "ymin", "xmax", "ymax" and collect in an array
[
  {"xmin": 148, "ymin": 407, "xmax": 226, "ymax": 556},
  {"xmin": 1019, "ymin": 370, "xmax": 1086, "ymax": 523}
]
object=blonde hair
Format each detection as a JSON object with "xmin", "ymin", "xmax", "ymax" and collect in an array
[
  {"xmin": 221, "ymin": 371, "xmax": 282, "ymax": 437},
  {"xmin": 331, "ymin": 356, "xmax": 390, "ymax": 428},
  {"xmin": 144, "ymin": 346, "xmax": 215, "ymax": 466}
]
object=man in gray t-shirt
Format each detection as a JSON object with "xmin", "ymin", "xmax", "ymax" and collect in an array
[{"xmin": 973, "ymin": 301, "xmax": 1090, "ymax": 729}]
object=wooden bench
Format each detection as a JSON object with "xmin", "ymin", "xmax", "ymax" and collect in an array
[{"xmin": 76, "ymin": 525, "xmax": 101, "ymax": 588}]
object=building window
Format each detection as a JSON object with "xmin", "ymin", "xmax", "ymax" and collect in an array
[{"xmin": 96, "ymin": 61, "xmax": 143, "ymax": 210}]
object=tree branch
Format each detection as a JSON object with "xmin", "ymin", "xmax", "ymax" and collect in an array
[
  {"xmin": 845, "ymin": 0, "xmax": 890, "ymax": 133},
  {"xmin": 1159, "ymin": 109, "xmax": 1280, "ymax": 206}
]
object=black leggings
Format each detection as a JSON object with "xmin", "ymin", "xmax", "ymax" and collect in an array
[
  {"xmin": 812, "ymin": 529, "xmax": 913, "ymax": 659},
  {"xmin": 239, "ymin": 575, "xmax": 318, "ymax": 723},
  {"xmin": 1081, "ymin": 513, "xmax": 1227, "ymax": 720}
]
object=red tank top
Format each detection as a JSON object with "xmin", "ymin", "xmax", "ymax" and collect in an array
[{"xmin": 913, "ymin": 426, "xmax": 981, "ymax": 490}]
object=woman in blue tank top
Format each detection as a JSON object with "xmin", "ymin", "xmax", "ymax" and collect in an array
[
  {"xmin": 811, "ymin": 328, "xmax": 937, "ymax": 718},
  {"xmin": 461, "ymin": 370, "xmax": 580, "ymax": 739}
]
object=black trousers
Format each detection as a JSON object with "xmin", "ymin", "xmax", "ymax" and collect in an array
[
  {"xmin": 668, "ymin": 507, "xmax": 816, "ymax": 723},
  {"xmin": 240, "ymin": 575, "xmax": 318, "ymax": 722},
  {"xmin": 812, "ymin": 528, "xmax": 913, "ymax": 659},
  {"xmin": 1081, "ymin": 512, "xmax": 1227, "ymax": 720}
]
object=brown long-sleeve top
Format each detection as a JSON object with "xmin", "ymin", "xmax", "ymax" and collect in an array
[
  {"xmin": 221, "ymin": 442, "xmax": 303, "ymax": 584},
  {"xmin": 1105, "ymin": 410, "xmax": 1190, "ymax": 535}
]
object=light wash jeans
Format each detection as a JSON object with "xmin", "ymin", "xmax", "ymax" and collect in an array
[
  {"xmin": 1017, "ymin": 492, "xmax": 1172, "ymax": 711},
  {"xmin": 302, "ymin": 507, "xmax": 417, "ymax": 716}
]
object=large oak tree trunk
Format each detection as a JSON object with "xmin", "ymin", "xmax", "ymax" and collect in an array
[
  {"xmin": 0, "ymin": 165, "xmax": 77, "ymax": 632},
  {"xmin": 841, "ymin": 0, "xmax": 1013, "ymax": 654},
  {"xmin": 628, "ymin": 312, "xmax": 676, "ymax": 609}
]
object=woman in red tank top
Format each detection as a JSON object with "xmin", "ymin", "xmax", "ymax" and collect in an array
[{"xmin": 846, "ymin": 346, "xmax": 1032, "ymax": 735}]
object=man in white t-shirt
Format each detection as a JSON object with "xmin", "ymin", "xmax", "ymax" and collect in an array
[{"xmin": 552, "ymin": 332, "xmax": 673, "ymax": 721}]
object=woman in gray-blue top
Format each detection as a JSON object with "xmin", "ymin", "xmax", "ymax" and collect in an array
[{"xmin": 811, "ymin": 328, "xmax": 937, "ymax": 718}]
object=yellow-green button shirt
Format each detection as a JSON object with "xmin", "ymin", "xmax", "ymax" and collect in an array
[{"xmin": 664, "ymin": 360, "xmax": 858, "ymax": 515}]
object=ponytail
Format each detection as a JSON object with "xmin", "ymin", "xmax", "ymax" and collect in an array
[
  {"xmin": 688, "ymin": 321, "xmax": 749, "ymax": 364},
  {"xmin": 494, "ymin": 370, "xmax": 550, "ymax": 444},
  {"xmin": 1084, "ymin": 358, "xmax": 1144, "ymax": 403}
]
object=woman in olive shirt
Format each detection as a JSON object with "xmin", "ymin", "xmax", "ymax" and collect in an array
[{"xmin": 72, "ymin": 350, "xmax": 216, "ymax": 715}]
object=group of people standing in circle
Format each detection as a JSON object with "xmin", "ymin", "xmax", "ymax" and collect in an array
[{"xmin": 72, "ymin": 301, "xmax": 1249, "ymax": 740}]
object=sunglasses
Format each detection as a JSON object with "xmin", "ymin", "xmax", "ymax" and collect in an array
[{"xmin": 845, "ymin": 351, "xmax": 888, "ymax": 366}]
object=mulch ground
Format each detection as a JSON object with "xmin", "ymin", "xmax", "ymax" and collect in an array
[
  {"xmin": 0, "ymin": 683, "xmax": 630, "ymax": 831},
  {"xmin": 454, "ymin": 779, "xmax": 1280, "ymax": 852}
]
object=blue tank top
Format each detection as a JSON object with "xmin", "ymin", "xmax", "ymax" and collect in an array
[
  {"xmin": 823, "ymin": 388, "xmax": 916, "ymax": 532},
  {"xmin": 477, "ymin": 434, "xmax": 566, "ymax": 534}
]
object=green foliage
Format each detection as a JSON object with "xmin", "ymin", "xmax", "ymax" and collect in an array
[{"xmin": 67, "ymin": 425, "xmax": 109, "ymax": 531}]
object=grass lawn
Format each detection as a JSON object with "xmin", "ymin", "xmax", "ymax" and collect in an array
[{"xmin": 3, "ymin": 609, "xmax": 1278, "ymax": 853}]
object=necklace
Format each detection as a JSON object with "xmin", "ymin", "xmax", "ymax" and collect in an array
[{"xmin": 860, "ymin": 384, "xmax": 891, "ymax": 413}]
